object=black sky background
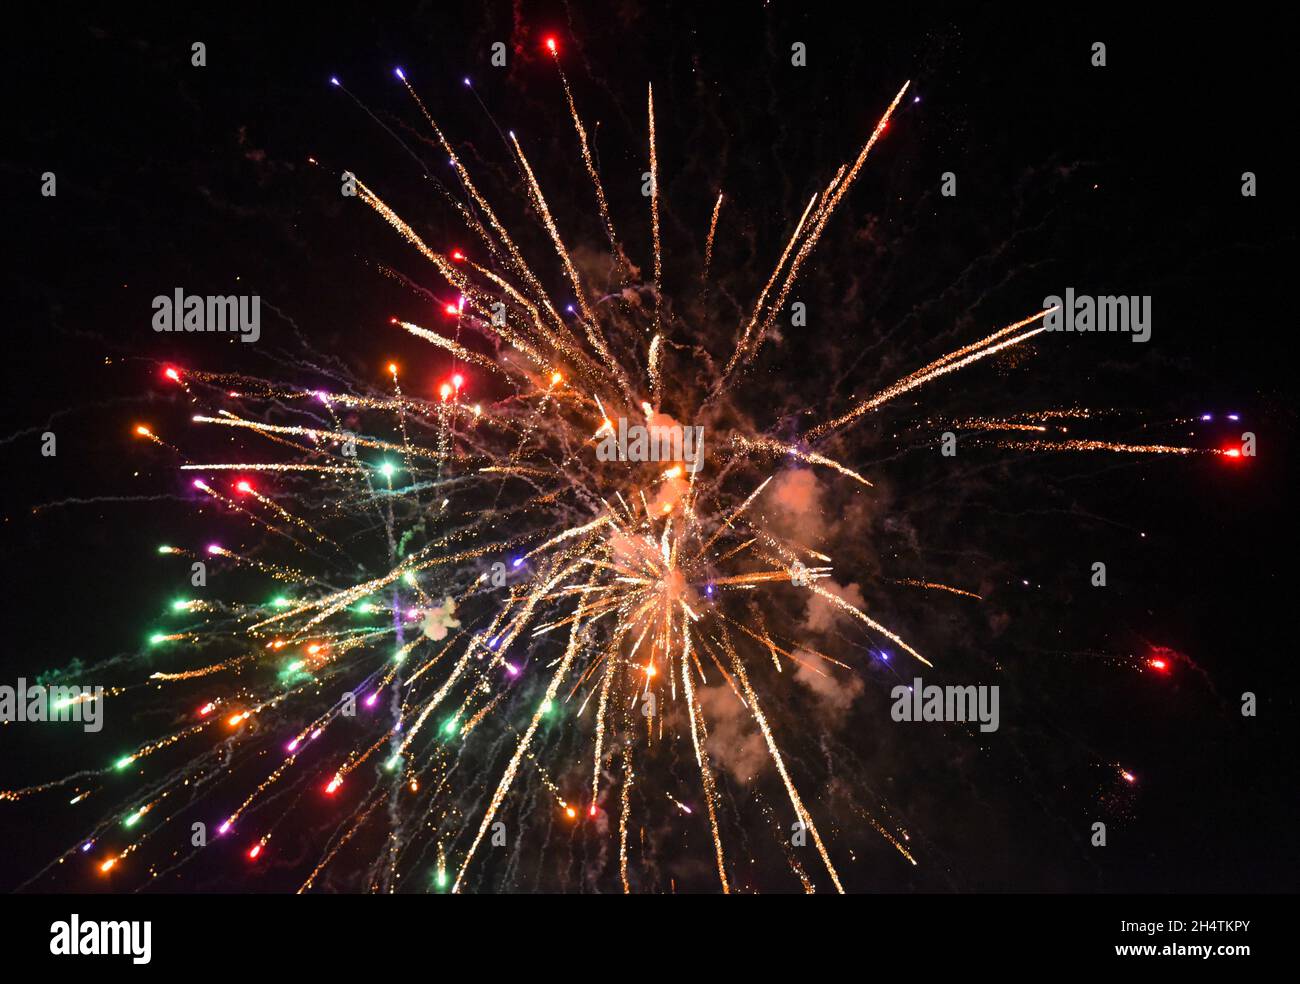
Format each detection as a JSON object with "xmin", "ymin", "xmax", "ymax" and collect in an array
[{"xmin": 1, "ymin": 2, "xmax": 1295, "ymax": 893}]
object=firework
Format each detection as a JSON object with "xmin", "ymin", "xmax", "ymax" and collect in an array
[{"xmin": 4, "ymin": 46, "xmax": 1222, "ymax": 897}]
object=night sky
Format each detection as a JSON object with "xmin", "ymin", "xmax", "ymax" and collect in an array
[{"xmin": 2, "ymin": 3, "xmax": 1295, "ymax": 895}]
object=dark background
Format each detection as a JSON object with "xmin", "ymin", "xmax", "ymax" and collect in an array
[{"xmin": 0, "ymin": 2, "xmax": 1295, "ymax": 893}]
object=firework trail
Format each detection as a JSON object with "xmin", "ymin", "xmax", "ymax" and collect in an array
[
  {"xmin": 703, "ymin": 190, "xmax": 724, "ymax": 280},
  {"xmin": 648, "ymin": 83, "xmax": 663, "ymax": 336}
]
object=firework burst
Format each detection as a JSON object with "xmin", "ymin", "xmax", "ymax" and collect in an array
[{"xmin": 3, "ymin": 47, "xmax": 1226, "ymax": 896}]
